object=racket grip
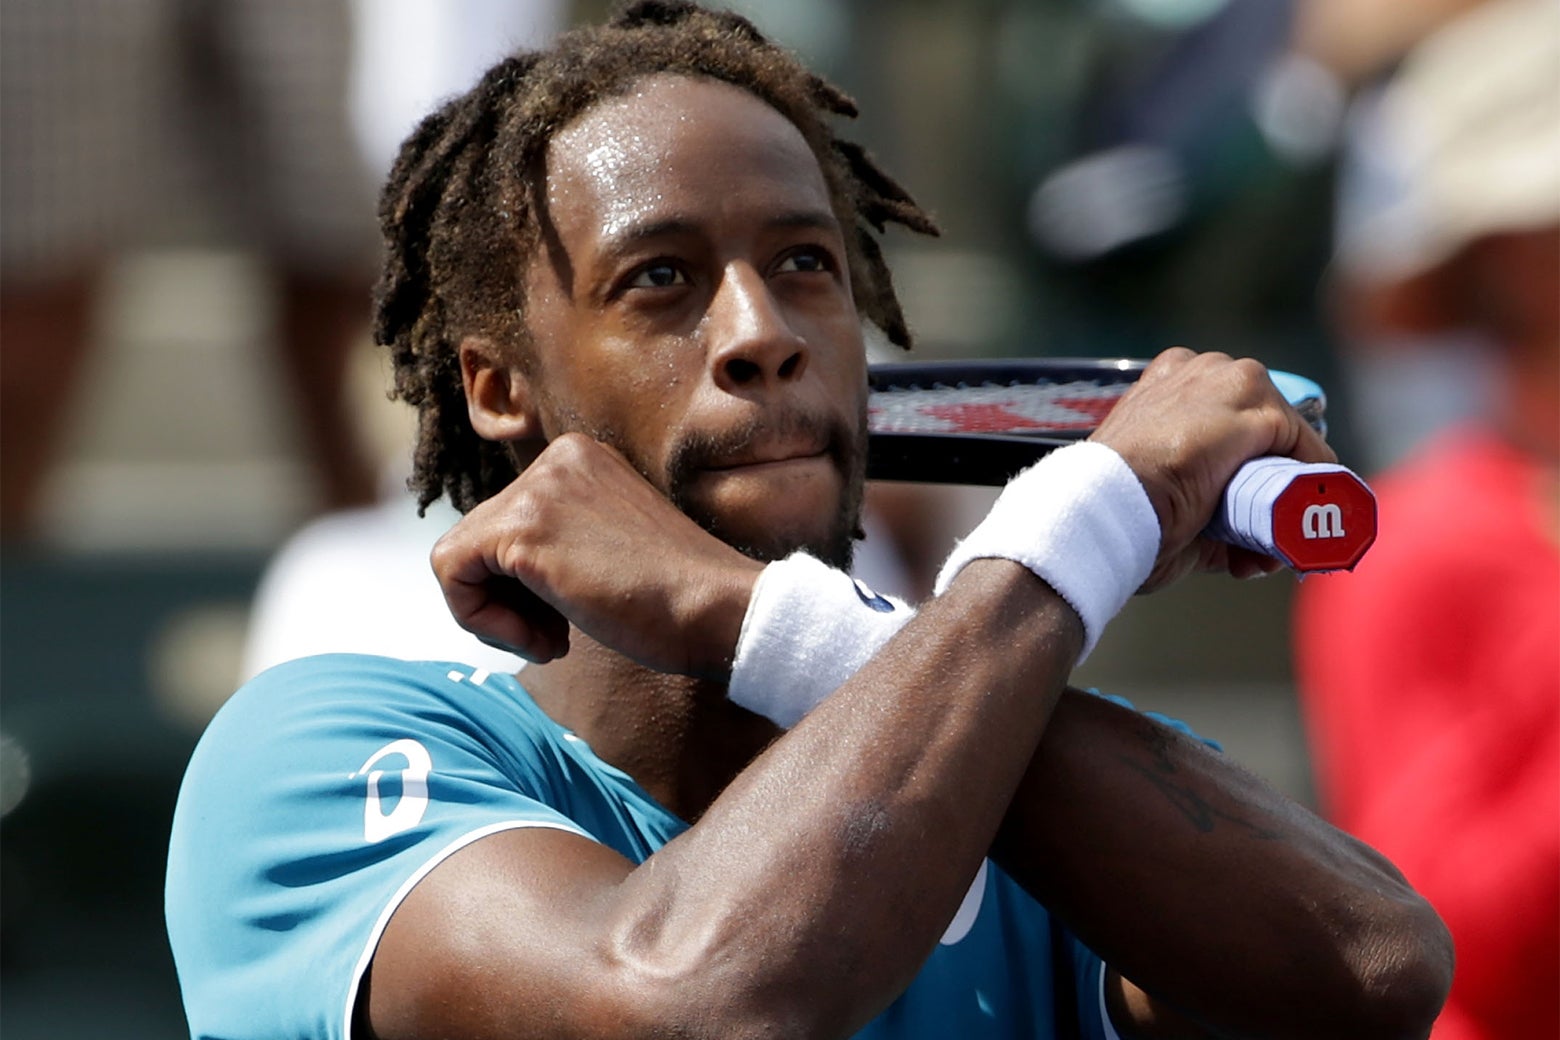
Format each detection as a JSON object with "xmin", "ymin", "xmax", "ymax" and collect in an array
[{"xmin": 1206, "ymin": 457, "xmax": 1377, "ymax": 573}]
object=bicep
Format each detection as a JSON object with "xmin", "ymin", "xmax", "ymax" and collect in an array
[{"xmin": 363, "ymin": 826, "xmax": 644, "ymax": 1040}]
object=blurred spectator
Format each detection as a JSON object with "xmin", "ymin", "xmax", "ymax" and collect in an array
[
  {"xmin": 0, "ymin": 0, "xmax": 380, "ymax": 540},
  {"xmin": 1293, "ymin": 3, "xmax": 1560, "ymax": 1038},
  {"xmin": 241, "ymin": 488, "xmax": 531, "ymax": 679},
  {"xmin": 347, "ymin": 0, "xmax": 569, "ymax": 178},
  {"xmin": 240, "ymin": 0, "xmax": 567, "ymax": 680},
  {"xmin": 239, "ymin": 345, "xmax": 529, "ymax": 680}
]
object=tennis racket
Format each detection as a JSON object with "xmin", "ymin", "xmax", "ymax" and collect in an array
[{"xmin": 866, "ymin": 359, "xmax": 1376, "ymax": 572}]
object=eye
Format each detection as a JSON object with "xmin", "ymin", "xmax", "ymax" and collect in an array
[
  {"xmin": 775, "ymin": 248, "xmax": 832, "ymax": 275},
  {"xmin": 627, "ymin": 261, "xmax": 688, "ymax": 289}
]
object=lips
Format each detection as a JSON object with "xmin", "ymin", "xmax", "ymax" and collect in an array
[
  {"xmin": 663, "ymin": 405, "xmax": 863, "ymax": 501},
  {"xmin": 703, "ymin": 438, "xmax": 831, "ymax": 471}
]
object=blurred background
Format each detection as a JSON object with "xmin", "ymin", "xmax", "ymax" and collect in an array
[{"xmin": 2, "ymin": 0, "xmax": 1553, "ymax": 1036}]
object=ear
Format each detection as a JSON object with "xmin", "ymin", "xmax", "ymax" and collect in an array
[{"xmin": 458, "ymin": 336, "xmax": 543, "ymax": 444}]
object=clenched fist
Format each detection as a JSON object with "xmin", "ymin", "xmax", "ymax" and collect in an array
[
  {"xmin": 431, "ymin": 433, "xmax": 764, "ymax": 676},
  {"xmin": 1089, "ymin": 348, "xmax": 1338, "ymax": 590}
]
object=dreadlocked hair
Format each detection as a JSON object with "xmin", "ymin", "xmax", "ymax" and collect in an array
[{"xmin": 374, "ymin": 0, "xmax": 940, "ymax": 514}]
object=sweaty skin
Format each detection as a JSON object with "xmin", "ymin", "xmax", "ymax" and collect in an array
[
  {"xmin": 368, "ymin": 74, "xmax": 1451, "ymax": 1040},
  {"xmin": 506, "ymin": 73, "xmax": 868, "ymax": 568}
]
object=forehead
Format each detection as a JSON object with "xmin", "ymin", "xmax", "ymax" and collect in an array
[{"xmin": 542, "ymin": 73, "xmax": 834, "ymax": 243}]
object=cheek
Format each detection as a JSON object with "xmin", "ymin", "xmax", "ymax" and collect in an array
[
  {"xmin": 571, "ymin": 347, "xmax": 699, "ymax": 488},
  {"xmin": 815, "ymin": 323, "xmax": 868, "ymax": 406}
]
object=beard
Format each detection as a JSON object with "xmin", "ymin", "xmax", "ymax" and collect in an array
[
  {"xmin": 661, "ymin": 401, "xmax": 868, "ymax": 571},
  {"xmin": 532, "ymin": 383, "xmax": 868, "ymax": 571}
]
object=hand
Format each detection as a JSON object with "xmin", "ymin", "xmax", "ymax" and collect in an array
[
  {"xmin": 1089, "ymin": 348, "xmax": 1337, "ymax": 591},
  {"xmin": 430, "ymin": 433, "xmax": 765, "ymax": 674}
]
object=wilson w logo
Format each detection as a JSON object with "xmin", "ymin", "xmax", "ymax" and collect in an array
[{"xmin": 1302, "ymin": 503, "xmax": 1345, "ymax": 539}]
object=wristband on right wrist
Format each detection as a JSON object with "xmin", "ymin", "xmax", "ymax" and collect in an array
[
  {"xmin": 933, "ymin": 441, "xmax": 1160, "ymax": 661},
  {"xmin": 728, "ymin": 443, "xmax": 1159, "ymax": 726}
]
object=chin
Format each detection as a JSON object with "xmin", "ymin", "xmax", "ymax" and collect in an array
[
  {"xmin": 667, "ymin": 429, "xmax": 869, "ymax": 571},
  {"xmin": 680, "ymin": 487, "xmax": 859, "ymax": 570},
  {"xmin": 732, "ymin": 526, "xmax": 857, "ymax": 571},
  {"xmin": 746, "ymin": 520, "xmax": 857, "ymax": 570}
]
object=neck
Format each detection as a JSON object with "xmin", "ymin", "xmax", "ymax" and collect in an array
[{"xmin": 519, "ymin": 632, "xmax": 782, "ymax": 822}]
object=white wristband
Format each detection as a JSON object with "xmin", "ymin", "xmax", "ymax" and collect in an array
[
  {"xmin": 729, "ymin": 443, "xmax": 1157, "ymax": 725},
  {"xmin": 728, "ymin": 552, "xmax": 913, "ymax": 728},
  {"xmin": 933, "ymin": 441, "xmax": 1159, "ymax": 662}
]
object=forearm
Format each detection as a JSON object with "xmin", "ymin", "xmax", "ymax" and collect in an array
[
  {"xmin": 991, "ymin": 688, "xmax": 1452, "ymax": 1040},
  {"xmin": 606, "ymin": 561, "xmax": 1081, "ymax": 1036}
]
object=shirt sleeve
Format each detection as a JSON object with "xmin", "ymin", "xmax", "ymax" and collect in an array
[{"xmin": 166, "ymin": 654, "xmax": 592, "ymax": 1040}]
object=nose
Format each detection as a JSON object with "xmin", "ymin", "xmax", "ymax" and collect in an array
[{"xmin": 707, "ymin": 264, "xmax": 808, "ymax": 392}]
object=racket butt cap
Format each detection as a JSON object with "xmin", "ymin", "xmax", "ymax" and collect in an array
[{"xmin": 1270, "ymin": 471, "xmax": 1378, "ymax": 572}]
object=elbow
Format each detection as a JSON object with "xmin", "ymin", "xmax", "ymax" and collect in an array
[
  {"xmin": 609, "ymin": 969, "xmax": 827, "ymax": 1040},
  {"xmin": 1342, "ymin": 898, "xmax": 1455, "ymax": 1040},
  {"xmin": 603, "ymin": 930, "xmax": 838, "ymax": 1040}
]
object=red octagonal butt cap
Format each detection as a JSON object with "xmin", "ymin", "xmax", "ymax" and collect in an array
[{"xmin": 1270, "ymin": 470, "xmax": 1378, "ymax": 572}]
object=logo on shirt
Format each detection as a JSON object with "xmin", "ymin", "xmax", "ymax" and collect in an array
[
  {"xmin": 352, "ymin": 738, "xmax": 432, "ymax": 843},
  {"xmin": 852, "ymin": 578, "xmax": 896, "ymax": 613}
]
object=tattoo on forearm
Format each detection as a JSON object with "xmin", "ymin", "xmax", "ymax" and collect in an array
[{"xmin": 1117, "ymin": 733, "xmax": 1282, "ymax": 840}]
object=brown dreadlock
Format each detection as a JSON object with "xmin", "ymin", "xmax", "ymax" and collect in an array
[{"xmin": 373, "ymin": 0, "xmax": 940, "ymax": 515}]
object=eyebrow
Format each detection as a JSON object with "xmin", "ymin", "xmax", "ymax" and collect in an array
[{"xmin": 595, "ymin": 209, "xmax": 842, "ymax": 264}]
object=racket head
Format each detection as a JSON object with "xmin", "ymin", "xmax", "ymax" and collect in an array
[{"xmin": 866, "ymin": 359, "xmax": 1328, "ymax": 485}]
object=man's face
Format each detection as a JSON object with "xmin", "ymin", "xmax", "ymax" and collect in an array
[{"xmin": 520, "ymin": 73, "xmax": 869, "ymax": 567}]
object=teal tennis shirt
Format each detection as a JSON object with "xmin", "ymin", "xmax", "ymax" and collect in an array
[{"xmin": 167, "ymin": 654, "xmax": 1129, "ymax": 1038}]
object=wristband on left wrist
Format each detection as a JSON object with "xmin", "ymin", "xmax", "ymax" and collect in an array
[{"xmin": 727, "ymin": 552, "xmax": 914, "ymax": 728}]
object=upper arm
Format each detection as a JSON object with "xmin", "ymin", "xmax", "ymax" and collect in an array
[{"xmin": 361, "ymin": 825, "xmax": 657, "ymax": 1040}]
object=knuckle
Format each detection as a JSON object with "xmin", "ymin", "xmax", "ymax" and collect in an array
[
  {"xmin": 429, "ymin": 527, "xmax": 473, "ymax": 577},
  {"xmin": 429, "ymin": 531, "xmax": 457, "ymax": 569},
  {"xmin": 1232, "ymin": 361, "xmax": 1274, "ymax": 402},
  {"xmin": 548, "ymin": 431, "xmax": 597, "ymax": 463},
  {"xmin": 505, "ymin": 487, "xmax": 548, "ymax": 540},
  {"xmin": 498, "ymin": 539, "xmax": 541, "ymax": 583},
  {"xmin": 1230, "ymin": 355, "xmax": 1270, "ymax": 387},
  {"xmin": 1145, "ymin": 346, "xmax": 1193, "ymax": 377}
]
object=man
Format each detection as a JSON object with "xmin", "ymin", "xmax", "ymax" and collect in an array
[{"xmin": 166, "ymin": 4, "xmax": 1452, "ymax": 1037}]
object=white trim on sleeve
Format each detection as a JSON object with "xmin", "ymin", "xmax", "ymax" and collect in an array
[{"xmin": 1098, "ymin": 966, "xmax": 1127, "ymax": 1040}]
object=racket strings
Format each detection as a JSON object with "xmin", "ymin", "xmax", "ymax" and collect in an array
[{"xmin": 867, "ymin": 379, "xmax": 1132, "ymax": 436}]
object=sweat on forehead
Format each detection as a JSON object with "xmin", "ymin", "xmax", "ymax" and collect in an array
[
  {"xmin": 543, "ymin": 74, "xmax": 834, "ymax": 241},
  {"xmin": 373, "ymin": 0, "xmax": 939, "ymax": 517}
]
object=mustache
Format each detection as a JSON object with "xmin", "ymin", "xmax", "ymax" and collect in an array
[
  {"xmin": 662, "ymin": 399, "xmax": 870, "ymax": 569},
  {"xmin": 663, "ymin": 404, "xmax": 865, "ymax": 491}
]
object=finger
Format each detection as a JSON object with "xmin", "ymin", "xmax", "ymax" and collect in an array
[
  {"xmin": 1226, "ymin": 545, "xmax": 1285, "ymax": 581},
  {"xmin": 1232, "ymin": 357, "xmax": 1338, "ymax": 466},
  {"xmin": 1284, "ymin": 408, "xmax": 1338, "ymax": 465},
  {"xmin": 433, "ymin": 528, "xmax": 571, "ymax": 661},
  {"xmin": 1143, "ymin": 345, "xmax": 1200, "ymax": 374},
  {"xmin": 468, "ymin": 578, "xmax": 573, "ymax": 662},
  {"xmin": 455, "ymin": 597, "xmax": 570, "ymax": 663}
]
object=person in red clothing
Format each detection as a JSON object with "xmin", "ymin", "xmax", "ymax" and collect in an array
[
  {"xmin": 1298, "ymin": 433, "xmax": 1558, "ymax": 1040},
  {"xmin": 1294, "ymin": 3, "xmax": 1560, "ymax": 1038}
]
